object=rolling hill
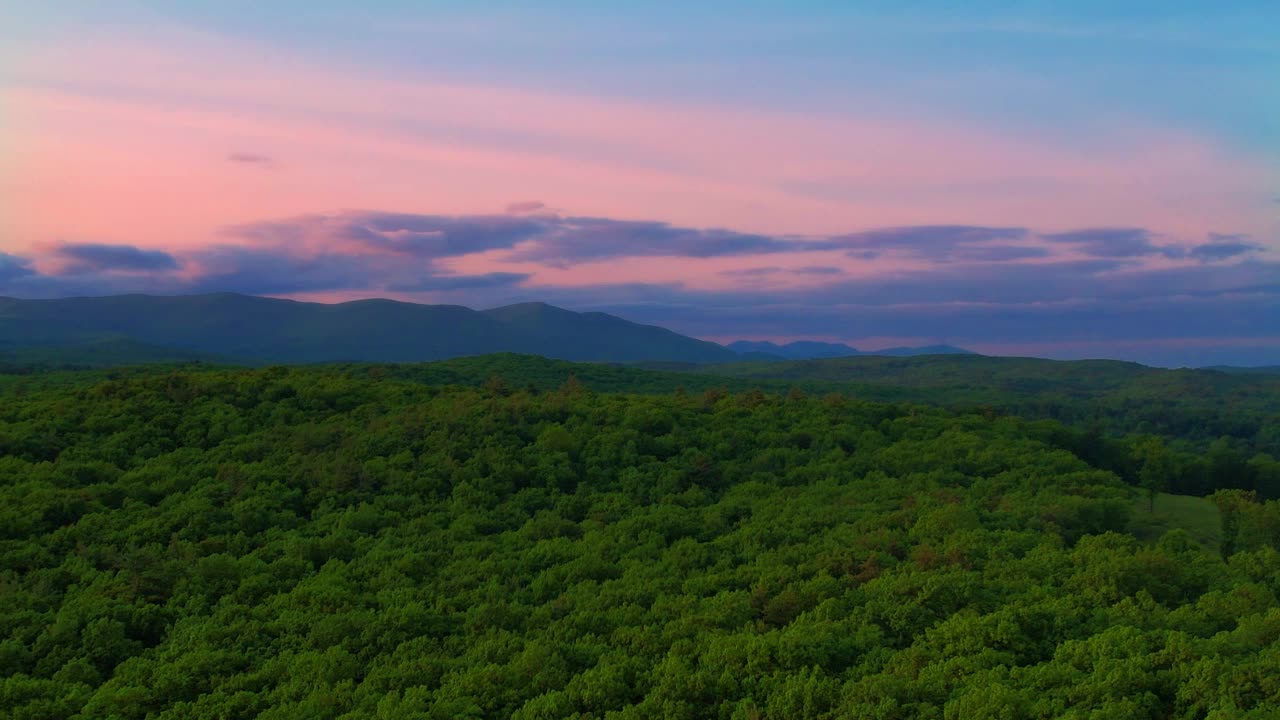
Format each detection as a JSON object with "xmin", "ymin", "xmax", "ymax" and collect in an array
[
  {"xmin": 1204, "ymin": 365, "xmax": 1280, "ymax": 375},
  {"xmin": 0, "ymin": 294, "xmax": 738, "ymax": 364}
]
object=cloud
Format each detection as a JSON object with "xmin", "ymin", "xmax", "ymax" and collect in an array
[
  {"xmin": 0, "ymin": 241, "xmax": 522, "ymax": 298},
  {"xmin": 183, "ymin": 246, "xmax": 396, "ymax": 295},
  {"xmin": 54, "ymin": 243, "xmax": 181, "ymax": 273},
  {"xmin": 219, "ymin": 214, "xmax": 1263, "ymax": 276},
  {"xmin": 1039, "ymin": 227, "xmax": 1181, "ymax": 258},
  {"xmin": 530, "ymin": 257, "xmax": 1140, "ymax": 309},
  {"xmin": 387, "ymin": 272, "xmax": 531, "ymax": 292},
  {"xmin": 832, "ymin": 225, "xmax": 1036, "ymax": 261},
  {"xmin": 719, "ymin": 265, "xmax": 845, "ymax": 279},
  {"xmin": 508, "ymin": 216, "xmax": 831, "ymax": 264},
  {"xmin": 224, "ymin": 210, "xmax": 823, "ymax": 268},
  {"xmin": 226, "ymin": 212, "xmax": 548, "ymax": 258},
  {"xmin": 796, "ymin": 266, "xmax": 843, "ymax": 276},
  {"xmin": 227, "ymin": 152, "xmax": 273, "ymax": 166},
  {"xmin": 4, "ymin": 208, "xmax": 1277, "ymax": 364},
  {"xmin": 505, "ymin": 201, "xmax": 546, "ymax": 214},
  {"xmin": 950, "ymin": 245, "xmax": 1051, "ymax": 261},
  {"xmin": 719, "ymin": 267, "xmax": 782, "ymax": 278},
  {"xmin": 518, "ymin": 254, "xmax": 1280, "ymax": 322},
  {"xmin": 836, "ymin": 225, "xmax": 1030, "ymax": 249},
  {"xmin": 0, "ymin": 253, "xmax": 36, "ymax": 283},
  {"xmin": 355, "ymin": 213, "xmax": 548, "ymax": 256},
  {"xmin": 1188, "ymin": 233, "xmax": 1262, "ymax": 263},
  {"xmin": 510, "ymin": 259, "xmax": 1280, "ymax": 362}
]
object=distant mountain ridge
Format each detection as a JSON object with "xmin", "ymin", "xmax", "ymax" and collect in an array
[
  {"xmin": 726, "ymin": 339, "xmax": 974, "ymax": 360},
  {"xmin": 0, "ymin": 293, "xmax": 738, "ymax": 364},
  {"xmin": 727, "ymin": 340, "xmax": 859, "ymax": 359},
  {"xmin": 1203, "ymin": 365, "xmax": 1280, "ymax": 376}
]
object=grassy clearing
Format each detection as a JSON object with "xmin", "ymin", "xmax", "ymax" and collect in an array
[{"xmin": 1128, "ymin": 491, "xmax": 1221, "ymax": 551}]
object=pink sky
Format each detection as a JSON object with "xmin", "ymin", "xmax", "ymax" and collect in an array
[
  {"xmin": 4, "ymin": 33, "xmax": 1273, "ymax": 269},
  {"xmin": 1, "ymin": 25, "xmax": 1276, "ymax": 364}
]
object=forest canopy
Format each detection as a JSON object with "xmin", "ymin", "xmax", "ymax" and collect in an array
[{"xmin": 2, "ymin": 365, "xmax": 1280, "ymax": 718}]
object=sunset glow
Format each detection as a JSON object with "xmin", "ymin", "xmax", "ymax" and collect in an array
[{"xmin": 2, "ymin": 2, "xmax": 1277, "ymax": 365}]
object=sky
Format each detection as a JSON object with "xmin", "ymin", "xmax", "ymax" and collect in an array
[{"xmin": 1, "ymin": 1, "xmax": 1277, "ymax": 366}]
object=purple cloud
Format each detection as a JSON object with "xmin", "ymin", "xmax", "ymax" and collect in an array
[
  {"xmin": 1040, "ymin": 228, "xmax": 1181, "ymax": 258},
  {"xmin": 0, "ymin": 253, "xmax": 35, "ymax": 283},
  {"xmin": 226, "ymin": 213, "xmax": 548, "ymax": 258},
  {"xmin": 3, "ymin": 210, "xmax": 1276, "ymax": 365},
  {"xmin": 719, "ymin": 267, "xmax": 782, "ymax": 278},
  {"xmin": 355, "ymin": 213, "xmax": 547, "ymax": 256},
  {"xmin": 1188, "ymin": 233, "xmax": 1262, "ymax": 263},
  {"xmin": 186, "ymin": 247, "xmax": 392, "ymax": 295},
  {"xmin": 507, "ymin": 216, "xmax": 832, "ymax": 264},
  {"xmin": 832, "ymin": 225, "xmax": 1037, "ymax": 261},
  {"xmin": 55, "ymin": 243, "xmax": 181, "ymax": 273},
  {"xmin": 719, "ymin": 265, "xmax": 845, "ymax": 279},
  {"xmin": 388, "ymin": 272, "xmax": 531, "ymax": 292},
  {"xmin": 950, "ymin": 245, "xmax": 1051, "ymax": 261}
]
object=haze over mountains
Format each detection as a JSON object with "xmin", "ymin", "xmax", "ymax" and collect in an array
[
  {"xmin": 727, "ymin": 340, "xmax": 973, "ymax": 360},
  {"xmin": 0, "ymin": 293, "xmax": 979, "ymax": 366}
]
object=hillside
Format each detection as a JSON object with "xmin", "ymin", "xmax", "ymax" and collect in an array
[
  {"xmin": 0, "ymin": 338, "xmax": 231, "ymax": 371},
  {"xmin": 702, "ymin": 353, "xmax": 1160, "ymax": 391},
  {"xmin": 1205, "ymin": 365, "xmax": 1280, "ymax": 376},
  {"xmin": 3, "ymin": 366, "xmax": 1280, "ymax": 718},
  {"xmin": 0, "ymin": 294, "xmax": 737, "ymax": 364}
]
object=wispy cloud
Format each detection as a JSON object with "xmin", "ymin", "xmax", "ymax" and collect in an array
[
  {"xmin": 387, "ymin": 272, "xmax": 531, "ymax": 292},
  {"xmin": 226, "ymin": 152, "xmax": 273, "ymax": 167},
  {"xmin": 226, "ymin": 213, "xmax": 547, "ymax": 258},
  {"xmin": 796, "ymin": 266, "xmax": 843, "ymax": 275},
  {"xmin": 832, "ymin": 225, "xmax": 1041, "ymax": 262},
  {"xmin": 505, "ymin": 200, "xmax": 547, "ymax": 214},
  {"xmin": 719, "ymin": 267, "xmax": 782, "ymax": 278}
]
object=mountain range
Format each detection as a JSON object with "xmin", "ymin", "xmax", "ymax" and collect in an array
[
  {"xmin": 0, "ymin": 293, "xmax": 980, "ymax": 366},
  {"xmin": 0, "ymin": 293, "xmax": 739, "ymax": 365}
]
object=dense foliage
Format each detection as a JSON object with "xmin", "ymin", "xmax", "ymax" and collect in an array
[
  {"xmin": 362, "ymin": 355, "xmax": 1280, "ymax": 498},
  {"xmin": 3, "ymin": 367, "xmax": 1280, "ymax": 718},
  {"xmin": 701, "ymin": 355, "xmax": 1280, "ymax": 449}
]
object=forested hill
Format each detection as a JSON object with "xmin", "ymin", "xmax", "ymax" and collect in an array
[
  {"xmin": 1205, "ymin": 365, "xmax": 1280, "ymax": 376},
  {"xmin": 3, "ymin": 366, "xmax": 1280, "ymax": 717},
  {"xmin": 693, "ymin": 354, "xmax": 1280, "ymax": 448},
  {"xmin": 0, "ymin": 294, "xmax": 737, "ymax": 364},
  {"xmin": 3, "ymin": 352, "xmax": 1278, "ymax": 495},
  {"xmin": 328, "ymin": 353, "xmax": 1280, "ymax": 464},
  {"xmin": 698, "ymin": 353, "xmax": 1271, "ymax": 400}
]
